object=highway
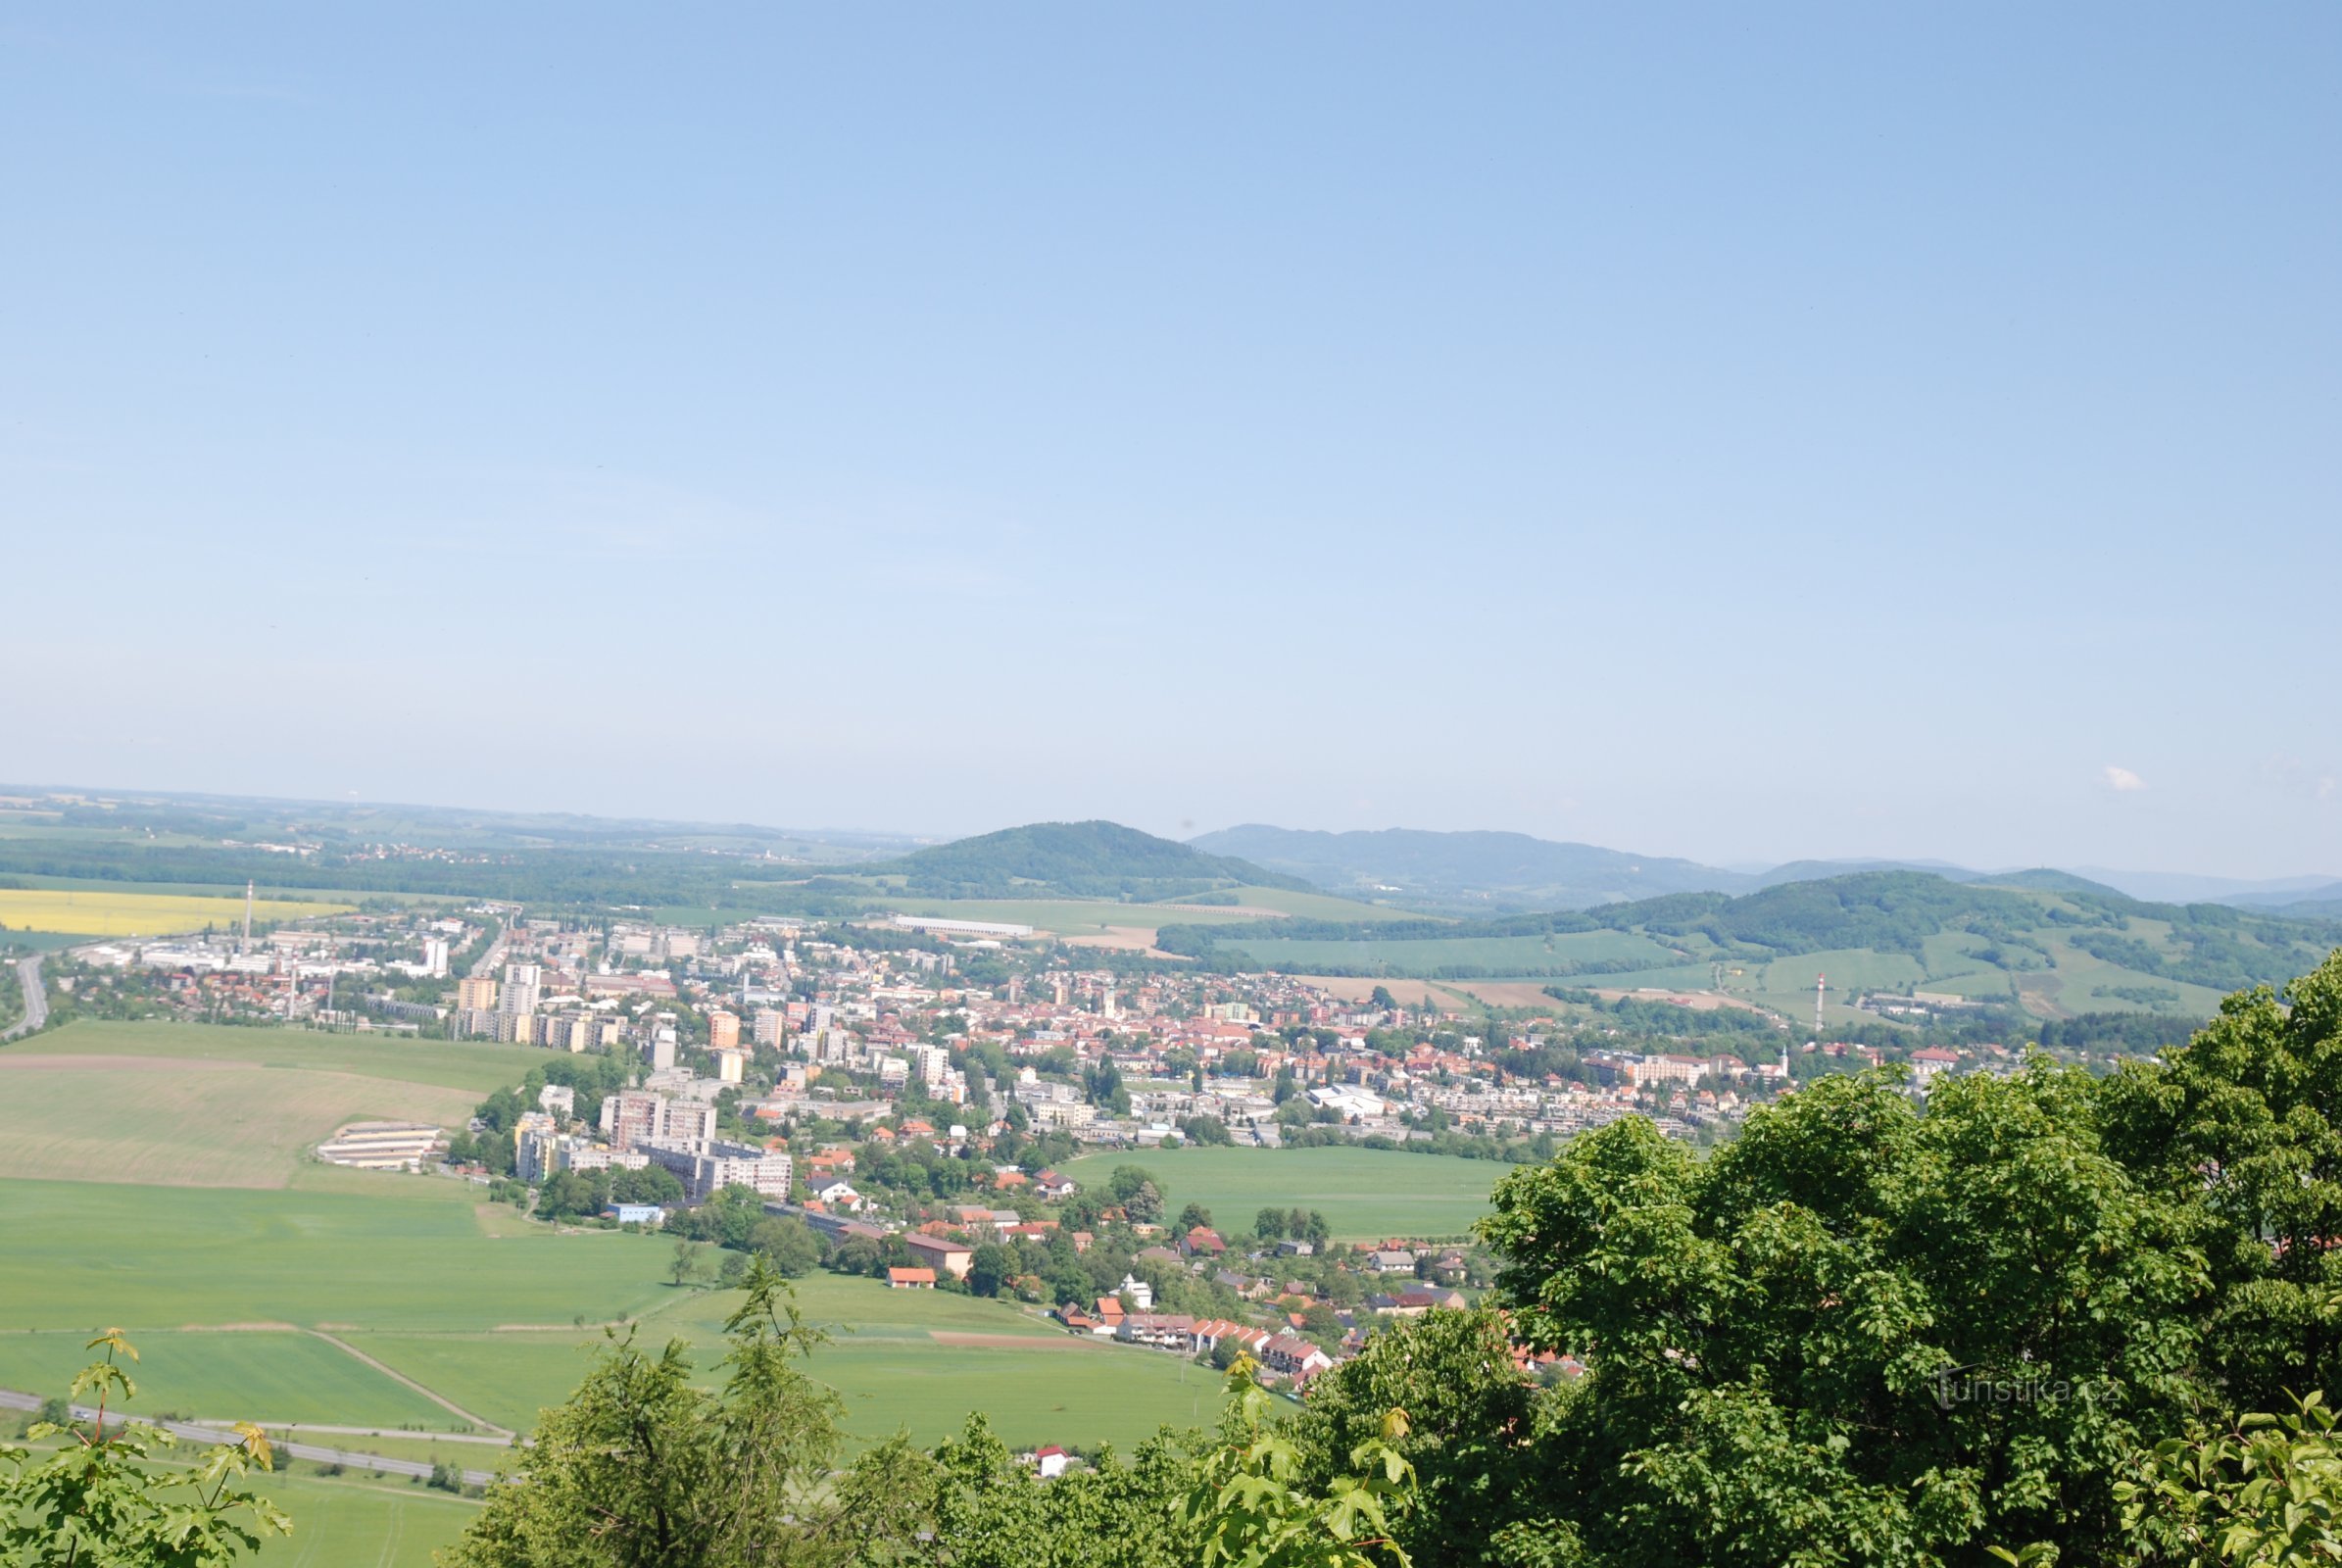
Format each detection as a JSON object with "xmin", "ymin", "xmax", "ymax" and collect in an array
[
  {"xmin": 1, "ymin": 954, "xmax": 44, "ymax": 1041},
  {"xmin": 0, "ymin": 1388, "xmax": 503, "ymax": 1488}
]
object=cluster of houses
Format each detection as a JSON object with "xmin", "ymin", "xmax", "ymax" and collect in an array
[{"xmin": 1036, "ymin": 1244, "xmax": 1477, "ymax": 1389}]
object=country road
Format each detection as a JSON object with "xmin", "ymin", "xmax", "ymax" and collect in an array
[
  {"xmin": 0, "ymin": 954, "xmax": 44, "ymax": 1041},
  {"xmin": 0, "ymin": 1388, "xmax": 503, "ymax": 1488}
]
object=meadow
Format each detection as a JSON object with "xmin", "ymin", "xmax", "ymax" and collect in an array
[
  {"xmin": 1060, "ymin": 1146, "xmax": 1502, "ymax": 1242},
  {"xmin": 0, "ymin": 888, "xmax": 352, "ymax": 937},
  {"xmin": 0, "ymin": 1329, "xmax": 455, "ymax": 1429},
  {"xmin": 251, "ymin": 1470, "xmax": 478, "ymax": 1568},
  {"xmin": 0, "ymin": 1021, "xmax": 539, "ymax": 1187},
  {"xmin": 0, "ymin": 1173, "xmax": 1226, "ymax": 1450}
]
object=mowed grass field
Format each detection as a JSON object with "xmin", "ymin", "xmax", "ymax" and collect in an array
[
  {"xmin": 1062, "ymin": 1146, "xmax": 1501, "ymax": 1242},
  {"xmin": 0, "ymin": 1329, "xmax": 454, "ymax": 1428},
  {"xmin": 0, "ymin": 888, "xmax": 351, "ymax": 936},
  {"xmin": 253, "ymin": 1470, "xmax": 478, "ymax": 1568},
  {"xmin": 0, "ymin": 1021, "xmax": 538, "ymax": 1187},
  {"xmin": 0, "ymin": 1175, "xmax": 1225, "ymax": 1450},
  {"xmin": 353, "ymin": 1276, "xmax": 1219, "ymax": 1450},
  {"xmin": 0, "ymin": 1178, "xmax": 677, "ymax": 1338}
]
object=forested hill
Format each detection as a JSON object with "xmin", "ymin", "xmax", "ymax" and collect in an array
[
  {"xmin": 877, "ymin": 820, "xmax": 1312, "ymax": 899},
  {"xmin": 1158, "ymin": 868, "xmax": 2342, "ymax": 1021},
  {"xmin": 1190, "ymin": 824, "xmax": 1757, "ymax": 908}
]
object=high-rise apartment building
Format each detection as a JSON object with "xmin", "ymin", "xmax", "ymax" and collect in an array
[
  {"xmin": 501, "ymin": 962, "xmax": 542, "ymax": 1016},
  {"xmin": 599, "ymin": 1091, "xmax": 717, "ymax": 1152}
]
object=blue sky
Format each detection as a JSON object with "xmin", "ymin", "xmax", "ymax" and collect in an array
[{"xmin": 3, "ymin": 5, "xmax": 2336, "ymax": 876}]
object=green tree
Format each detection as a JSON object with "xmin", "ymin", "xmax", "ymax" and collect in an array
[
  {"xmin": 2102, "ymin": 1391, "xmax": 2342, "ymax": 1568},
  {"xmin": 1293, "ymin": 1311, "xmax": 1566, "ymax": 1568},
  {"xmin": 1179, "ymin": 1359, "xmax": 1415, "ymax": 1568},
  {"xmin": 1480, "ymin": 1065, "xmax": 2208, "ymax": 1566},
  {"xmin": 748, "ymin": 1215, "xmax": 824, "ymax": 1280},
  {"xmin": 2099, "ymin": 950, "xmax": 2342, "ymax": 1411},
  {"xmin": 1257, "ymin": 1207, "xmax": 1291, "ymax": 1242},
  {"xmin": 0, "ymin": 1330, "xmax": 290, "ymax": 1566},
  {"xmin": 969, "ymin": 1243, "xmax": 1016, "ymax": 1298},
  {"xmin": 446, "ymin": 1256, "xmax": 842, "ymax": 1567}
]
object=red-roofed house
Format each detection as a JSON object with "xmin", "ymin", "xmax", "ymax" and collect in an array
[{"xmin": 1181, "ymin": 1226, "xmax": 1228, "ymax": 1258}]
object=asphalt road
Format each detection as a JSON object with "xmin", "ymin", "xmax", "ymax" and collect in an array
[
  {"xmin": 1, "ymin": 954, "xmax": 44, "ymax": 1041},
  {"xmin": 0, "ymin": 1388, "xmax": 501, "ymax": 1488}
]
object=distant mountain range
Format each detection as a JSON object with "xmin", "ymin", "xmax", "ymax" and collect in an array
[{"xmin": 1188, "ymin": 824, "xmax": 2337, "ymax": 914}]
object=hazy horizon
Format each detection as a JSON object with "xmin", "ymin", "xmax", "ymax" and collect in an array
[
  {"xmin": 7, "ymin": 775, "xmax": 2338, "ymax": 891},
  {"xmin": 4, "ymin": 6, "xmax": 2335, "ymax": 878}
]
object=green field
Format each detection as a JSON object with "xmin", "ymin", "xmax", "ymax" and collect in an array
[
  {"xmin": 0, "ymin": 1178, "xmax": 677, "ymax": 1341},
  {"xmin": 2, "ymin": 1019, "xmax": 542, "ymax": 1095},
  {"xmin": 1062, "ymin": 1146, "xmax": 1501, "ymax": 1242},
  {"xmin": 0, "ymin": 1329, "xmax": 455, "ymax": 1429},
  {"xmin": 254, "ymin": 1470, "xmax": 479, "ymax": 1568},
  {"xmin": 345, "ymin": 1269, "xmax": 1216, "ymax": 1449},
  {"xmin": 0, "ymin": 1175, "xmax": 1224, "ymax": 1450},
  {"xmin": 1197, "ymin": 887, "xmax": 1432, "ymax": 921},
  {"xmin": 0, "ymin": 1021, "xmax": 541, "ymax": 1187}
]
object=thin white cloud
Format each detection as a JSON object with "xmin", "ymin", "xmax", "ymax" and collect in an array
[{"xmin": 2103, "ymin": 765, "xmax": 2148, "ymax": 793}]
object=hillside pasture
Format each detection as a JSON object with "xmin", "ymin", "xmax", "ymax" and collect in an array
[
  {"xmin": 1061, "ymin": 1146, "xmax": 1500, "ymax": 1242},
  {"xmin": 0, "ymin": 888, "xmax": 351, "ymax": 937},
  {"xmin": 1294, "ymin": 976, "xmax": 1479, "ymax": 1009},
  {"xmin": 1222, "ymin": 928, "xmax": 1686, "ymax": 978},
  {"xmin": 1202, "ymin": 887, "xmax": 1437, "ymax": 921}
]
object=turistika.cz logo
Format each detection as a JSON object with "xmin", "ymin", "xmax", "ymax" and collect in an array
[{"xmin": 1932, "ymin": 1365, "xmax": 2080, "ymax": 1409}]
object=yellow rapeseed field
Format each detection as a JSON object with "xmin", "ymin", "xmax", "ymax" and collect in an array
[{"xmin": 0, "ymin": 889, "xmax": 353, "ymax": 936}]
